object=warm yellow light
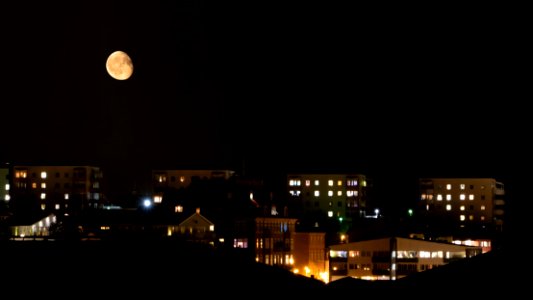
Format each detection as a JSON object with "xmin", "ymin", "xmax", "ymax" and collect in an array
[
  {"xmin": 304, "ymin": 266, "xmax": 310, "ymax": 275},
  {"xmin": 293, "ymin": 269, "xmax": 299, "ymax": 274},
  {"xmin": 340, "ymin": 234, "xmax": 346, "ymax": 241}
]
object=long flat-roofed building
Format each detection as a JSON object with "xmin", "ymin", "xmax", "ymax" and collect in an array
[{"xmin": 329, "ymin": 236, "xmax": 482, "ymax": 282}]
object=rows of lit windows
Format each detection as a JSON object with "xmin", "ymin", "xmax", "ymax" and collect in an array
[
  {"xmin": 289, "ymin": 179, "xmax": 365, "ymax": 187},
  {"xmin": 435, "ymin": 184, "xmax": 486, "ymax": 190},
  {"xmin": 430, "ymin": 194, "xmax": 478, "ymax": 201}
]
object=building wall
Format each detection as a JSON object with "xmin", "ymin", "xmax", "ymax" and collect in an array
[
  {"xmin": 329, "ymin": 237, "xmax": 482, "ymax": 282},
  {"xmin": 287, "ymin": 174, "xmax": 367, "ymax": 220},
  {"xmin": 418, "ymin": 178, "xmax": 505, "ymax": 235},
  {"xmin": 0, "ymin": 167, "xmax": 9, "ymax": 203},
  {"xmin": 11, "ymin": 166, "xmax": 103, "ymax": 213},
  {"xmin": 255, "ymin": 217, "xmax": 297, "ymax": 267},
  {"xmin": 152, "ymin": 170, "xmax": 235, "ymax": 189},
  {"xmin": 293, "ymin": 232, "xmax": 327, "ymax": 281}
]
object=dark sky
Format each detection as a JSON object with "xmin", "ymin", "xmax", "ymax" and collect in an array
[{"xmin": 1, "ymin": 1, "xmax": 528, "ymax": 216}]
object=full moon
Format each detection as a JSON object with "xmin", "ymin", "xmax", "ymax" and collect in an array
[{"xmin": 106, "ymin": 50, "xmax": 133, "ymax": 80}]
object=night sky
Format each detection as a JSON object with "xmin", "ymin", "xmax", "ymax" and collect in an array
[{"xmin": 1, "ymin": 1, "xmax": 528, "ymax": 219}]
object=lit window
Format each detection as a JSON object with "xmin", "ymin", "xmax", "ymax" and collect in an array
[
  {"xmin": 32, "ymin": 182, "xmax": 37, "ymax": 189},
  {"xmin": 314, "ymin": 190, "xmax": 320, "ymax": 197},
  {"xmin": 41, "ymin": 204, "xmax": 46, "ymax": 210},
  {"xmin": 347, "ymin": 180, "xmax": 358, "ymax": 186},
  {"xmin": 328, "ymin": 190, "xmax": 333, "ymax": 197},
  {"xmin": 314, "ymin": 180, "xmax": 320, "ymax": 186},
  {"xmin": 347, "ymin": 191, "xmax": 353, "ymax": 197},
  {"xmin": 427, "ymin": 194, "xmax": 433, "ymax": 200},
  {"xmin": 460, "ymin": 194, "xmax": 466, "ymax": 200},
  {"xmin": 328, "ymin": 180, "xmax": 333, "ymax": 186},
  {"xmin": 5, "ymin": 184, "xmax": 9, "ymax": 191},
  {"xmin": 209, "ymin": 225, "xmax": 214, "ymax": 231},
  {"xmin": 305, "ymin": 180, "xmax": 310, "ymax": 186},
  {"xmin": 468, "ymin": 215, "xmax": 474, "ymax": 221},
  {"xmin": 289, "ymin": 179, "xmax": 301, "ymax": 186},
  {"xmin": 480, "ymin": 216, "xmax": 485, "ymax": 221},
  {"xmin": 469, "ymin": 194, "xmax": 474, "ymax": 200},
  {"xmin": 153, "ymin": 195, "xmax": 163, "ymax": 203},
  {"xmin": 175, "ymin": 205, "xmax": 183, "ymax": 213},
  {"xmin": 41, "ymin": 172, "xmax": 47, "ymax": 179},
  {"xmin": 4, "ymin": 195, "xmax": 10, "ymax": 201},
  {"xmin": 481, "ymin": 205, "xmax": 485, "ymax": 210},
  {"xmin": 460, "ymin": 205, "xmax": 465, "ymax": 211},
  {"xmin": 426, "ymin": 204, "xmax": 429, "ymax": 211},
  {"xmin": 337, "ymin": 191, "xmax": 342, "ymax": 196},
  {"xmin": 327, "ymin": 211, "xmax": 333, "ymax": 217},
  {"xmin": 40, "ymin": 193, "xmax": 46, "ymax": 200},
  {"xmin": 460, "ymin": 184, "xmax": 465, "ymax": 190},
  {"xmin": 446, "ymin": 184, "xmax": 452, "ymax": 190},
  {"xmin": 41, "ymin": 183, "xmax": 46, "ymax": 189},
  {"xmin": 55, "ymin": 204, "xmax": 60, "ymax": 210},
  {"xmin": 421, "ymin": 194, "xmax": 427, "ymax": 200},
  {"xmin": 179, "ymin": 176, "xmax": 185, "ymax": 183},
  {"xmin": 446, "ymin": 194, "xmax": 452, "ymax": 201},
  {"xmin": 289, "ymin": 190, "xmax": 301, "ymax": 196},
  {"xmin": 362, "ymin": 180, "xmax": 367, "ymax": 187},
  {"xmin": 460, "ymin": 215, "xmax": 465, "ymax": 221},
  {"xmin": 436, "ymin": 194, "xmax": 443, "ymax": 201},
  {"xmin": 64, "ymin": 193, "xmax": 69, "ymax": 200},
  {"xmin": 337, "ymin": 180, "xmax": 342, "ymax": 186},
  {"xmin": 446, "ymin": 204, "xmax": 452, "ymax": 211}
]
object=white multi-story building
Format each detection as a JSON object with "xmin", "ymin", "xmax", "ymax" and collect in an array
[
  {"xmin": 287, "ymin": 173, "xmax": 368, "ymax": 221},
  {"xmin": 11, "ymin": 165, "xmax": 103, "ymax": 213},
  {"xmin": 418, "ymin": 178, "xmax": 505, "ymax": 236},
  {"xmin": 329, "ymin": 237, "xmax": 482, "ymax": 282}
]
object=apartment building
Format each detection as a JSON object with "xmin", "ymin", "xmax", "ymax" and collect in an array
[
  {"xmin": 329, "ymin": 236, "xmax": 482, "ymax": 282},
  {"xmin": 417, "ymin": 178, "xmax": 505, "ymax": 237},
  {"xmin": 10, "ymin": 165, "xmax": 103, "ymax": 213}
]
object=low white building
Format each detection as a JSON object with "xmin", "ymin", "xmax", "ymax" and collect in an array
[{"xmin": 329, "ymin": 236, "xmax": 482, "ymax": 282}]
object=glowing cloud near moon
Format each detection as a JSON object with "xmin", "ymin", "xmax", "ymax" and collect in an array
[{"xmin": 106, "ymin": 50, "xmax": 133, "ymax": 80}]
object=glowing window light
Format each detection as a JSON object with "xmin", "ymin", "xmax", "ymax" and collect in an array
[
  {"xmin": 337, "ymin": 191, "xmax": 342, "ymax": 196},
  {"xmin": 481, "ymin": 205, "xmax": 485, "ymax": 210},
  {"xmin": 5, "ymin": 184, "xmax": 9, "ymax": 191},
  {"xmin": 5, "ymin": 195, "xmax": 10, "ymax": 201},
  {"xmin": 436, "ymin": 194, "xmax": 443, "ymax": 201},
  {"xmin": 328, "ymin": 190, "xmax": 333, "ymax": 197},
  {"xmin": 328, "ymin": 180, "xmax": 333, "ymax": 186},
  {"xmin": 314, "ymin": 180, "xmax": 319, "ymax": 186},
  {"xmin": 469, "ymin": 194, "xmax": 474, "ymax": 200},
  {"xmin": 446, "ymin": 204, "xmax": 452, "ymax": 211},
  {"xmin": 40, "ymin": 204, "xmax": 45, "ymax": 210},
  {"xmin": 446, "ymin": 194, "xmax": 452, "ymax": 201},
  {"xmin": 209, "ymin": 225, "xmax": 214, "ymax": 231},
  {"xmin": 41, "ymin": 172, "xmax": 47, "ymax": 179},
  {"xmin": 460, "ymin": 194, "xmax": 466, "ymax": 200},
  {"xmin": 55, "ymin": 204, "xmax": 60, "ymax": 210},
  {"xmin": 64, "ymin": 193, "xmax": 69, "ymax": 200},
  {"xmin": 446, "ymin": 184, "xmax": 452, "ymax": 190},
  {"xmin": 41, "ymin": 183, "xmax": 46, "ymax": 189},
  {"xmin": 460, "ymin": 205, "xmax": 465, "ymax": 211},
  {"xmin": 40, "ymin": 193, "xmax": 46, "ymax": 199},
  {"xmin": 314, "ymin": 190, "xmax": 320, "ymax": 197},
  {"xmin": 328, "ymin": 211, "xmax": 333, "ymax": 217},
  {"xmin": 460, "ymin": 215, "xmax": 466, "ymax": 221},
  {"xmin": 337, "ymin": 180, "xmax": 342, "ymax": 186}
]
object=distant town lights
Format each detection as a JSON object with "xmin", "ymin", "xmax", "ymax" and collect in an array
[{"xmin": 143, "ymin": 199, "xmax": 152, "ymax": 208}]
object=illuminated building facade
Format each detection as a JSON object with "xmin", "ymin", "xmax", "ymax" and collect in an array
[
  {"xmin": 287, "ymin": 173, "xmax": 368, "ymax": 222},
  {"xmin": 254, "ymin": 217, "xmax": 298, "ymax": 267},
  {"xmin": 417, "ymin": 178, "xmax": 505, "ymax": 237},
  {"xmin": 10, "ymin": 165, "xmax": 103, "ymax": 213},
  {"xmin": 0, "ymin": 165, "xmax": 9, "ymax": 204},
  {"xmin": 329, "ymin": 237, "xmax": 482, "ymax": 282},
  {"xmin": 293, "ymin": 232, "xmax": 328, "ymax": 282}
]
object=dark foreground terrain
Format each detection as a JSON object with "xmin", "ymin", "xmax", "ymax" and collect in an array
[{"xmin": 2, "ymin": 240, "xmax": 515, "ymax": 297}]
